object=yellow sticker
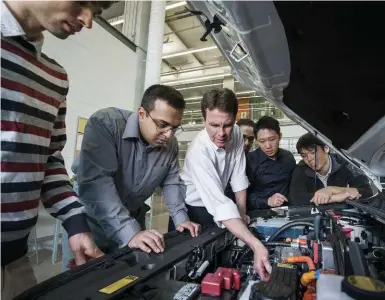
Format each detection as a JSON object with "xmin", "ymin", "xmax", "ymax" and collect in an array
[
  {"xmin": 348, "ymin": 276, "xmax": 385, "ymax": 292},
  {"xmin": 277, "ymin": 263, "xmax": 294, "ymax": 269},
  {"xmin": 99, "ymin": 275, "xmax": 139, "ymax": 295}
]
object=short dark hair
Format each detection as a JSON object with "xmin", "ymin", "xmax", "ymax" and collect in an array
[
  {"xmin": 77, "ymin": 1, "xmax": 117, "ymax": 10},
  {"xmin": 236, "ymin": 119, "xmax": 255, "ymax": 130},
  {"xmin": 296, "ymin": 133, "xmax": 326, "ymax": 153},
  {"xmin": 141, "ymin": 84, "xmax": 185, "ymax": 112},
  {"xmin": 93, "ymin": 1, "xmax": 116, "ymax": 9},
  {"xmin": 201, "ymin": 88, "xmax": 238, "ymax": 120},
  {"xmin": 255, "ymin": 116, "xmax": 280, "ymax": 136}
]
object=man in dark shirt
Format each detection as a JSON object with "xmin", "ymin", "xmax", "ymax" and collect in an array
[
  {"xmin": 289, "ymin": 133, "xmax": 372, "ymax": 206},
  {"xmin": 246, "ymin": 117, "xmax": 296, "ymax": 210},
  {"xmin": 225, "ymin": 119, "xmax": 256, "ymax": 201}
]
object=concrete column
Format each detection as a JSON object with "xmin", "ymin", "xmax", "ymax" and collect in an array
[{"xmin": 144, "ymin": 0, "xmax": 166, "ymax": 90}]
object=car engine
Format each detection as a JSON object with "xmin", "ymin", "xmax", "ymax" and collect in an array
[{"xmin": 15, "ymin": 204, "xmax": 385, "ymax": 300}]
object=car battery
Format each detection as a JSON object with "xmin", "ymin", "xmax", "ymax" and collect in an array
[{"xmin": 252, "ymin": 217, "xmax": 309, "ymax": 241}]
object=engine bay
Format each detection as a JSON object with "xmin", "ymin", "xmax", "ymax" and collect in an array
[{"xmin": 15, "ymin": 203, "xmax": 385, "ymax": 300}]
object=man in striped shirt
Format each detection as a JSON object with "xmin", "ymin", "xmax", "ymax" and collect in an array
[{"xmin": 1, "ymin": 1, "xmax": 114, "ymax": 299}]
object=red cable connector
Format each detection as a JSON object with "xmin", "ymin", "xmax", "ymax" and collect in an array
[{"xmin": 201, "ymin": 268, "xmax": 241, "ymax": 296}]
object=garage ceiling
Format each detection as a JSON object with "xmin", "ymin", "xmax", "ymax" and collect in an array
[{"xmin": 101, "ymin": 1, "xmax": 286, "ymax": 124}]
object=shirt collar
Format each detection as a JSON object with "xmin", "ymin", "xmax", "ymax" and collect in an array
[
  {"xmin": 122, "ymin": 112, "xmax": 140, "ymax": 139},
  {"xmin": 1, "ymin": 1, "xmax": 25, "ymax": 37},
  {"xmin": 1, "ymin": 1, "xmax": 44, "ymax": 55}
]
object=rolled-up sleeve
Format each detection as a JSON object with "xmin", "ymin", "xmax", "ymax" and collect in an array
[
  {"xmin": 186, "ymin": 152, "xmax": 241, "ymax": 223},
  {"xmin": 230, "ymin": 131, "xmax": 249, "ymax": 192},
  {"xmin": 161, "ymin": 143, "xmax": 189, "ymax": 226},
  {"xmin": 77, "ymin": 115, "xmax": 140, "ymax": 248}
]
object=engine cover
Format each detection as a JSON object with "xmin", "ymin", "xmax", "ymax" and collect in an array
[{"xmin": 249, "ymin": 263, "xmax": 299, "ymax": 300}]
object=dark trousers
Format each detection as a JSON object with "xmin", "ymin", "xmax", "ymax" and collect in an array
[{"xmin": 168, "ymin": 204, "xmax": 217, "ymax": 232}]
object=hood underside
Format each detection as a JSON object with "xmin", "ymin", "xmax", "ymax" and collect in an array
[{"xmin": 187, "ymin": 1, "xmax": 385, "ymax": 181}]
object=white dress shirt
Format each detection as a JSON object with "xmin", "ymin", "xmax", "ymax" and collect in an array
[{"xmin": 181, "ymin": 125, "xmax": 249, "ymax": 226}]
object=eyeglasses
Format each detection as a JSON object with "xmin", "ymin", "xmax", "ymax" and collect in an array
[{"xmin": 145, "ymin": 109, "xmax": 184, "ymax": 136}]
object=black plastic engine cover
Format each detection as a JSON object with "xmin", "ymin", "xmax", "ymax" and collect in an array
[{"xmin": 249, "ymin": 263, "xmax": 298, "ymax": 300}]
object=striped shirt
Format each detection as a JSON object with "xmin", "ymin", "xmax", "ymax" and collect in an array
[{"xmin": 1, "ymin": 1, "xmax": 89, "ymax": 266}]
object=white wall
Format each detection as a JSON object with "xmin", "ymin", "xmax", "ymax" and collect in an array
[{"xmin": 43, "ymin": 22, "xmax": 140, "ymax": 177}]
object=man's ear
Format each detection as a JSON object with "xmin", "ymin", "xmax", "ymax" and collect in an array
[
  {"xmin": 324, "ymin": 145, "xmax": 330, "ymax": 154},
  {"xmin": 279, "ymin": 132, "xmax": 283, "ymax": 141},
  {"xmin": 138, "ymin": 107, "xmax": 145, "ymax": 119}
]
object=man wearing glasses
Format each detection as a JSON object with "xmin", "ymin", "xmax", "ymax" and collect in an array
[{"xmin": 71, "ymin": 85, "xmax": 200, "ymax": 258}]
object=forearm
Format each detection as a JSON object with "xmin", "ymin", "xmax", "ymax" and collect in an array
[
  {"xmin": 235, "ymin": 190, "xmax": 247, "ymax": 215},
  {"xmin": 222, "ymin": 218, "xmax": 262, "ymax": 251},
  {"xmin": 327, "ymin": 186, "xmax": 347, "ymax": 194},
  {"xmin": 330, "ymin": 191, "xmax": 349, "ymax": 202}
]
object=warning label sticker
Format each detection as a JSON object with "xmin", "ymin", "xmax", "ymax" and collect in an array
[{"xmin": 99, "ymin": 275, "xmax": 139, "ymax": 294}]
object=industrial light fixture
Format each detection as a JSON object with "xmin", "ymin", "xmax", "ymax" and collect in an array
[
  {"xmin": 236, "ymin": 90, "xmax": 255, "ymax": 95},
  {"xmin": 176, "ymin": 82, "xmax": 222, "ymax": 91},
  {"xmin": 184, "ymin": 91, "xmax": 258, "ymax": 102},
  {"xmin": 110, "ymin": 19, "xmax": 124, "ymax": 26},
  {"xmin": 165, "ymin": 1, "xmax": 187, "ymax": 11},
  {"xmin": 184, "ymin": 96, "xmax": 202, "ymax": 101},
  {"xmin": 238, "ymin": 96, "xmax": 263, "ymax": 99},
  {"xmin": 163, "ymin": 73, "xmax": 232, "ymax": 85},
  {"xmin": 162, "ymin": 46, "xmax": 217, "ymax": 59}
]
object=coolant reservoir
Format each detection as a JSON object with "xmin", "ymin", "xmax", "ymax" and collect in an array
[
  {"xmin": 316, "ymin": 274, "xmax": 354, "ymax": 300},
  {"xmin": 317, "ymin": 274, "xmax": 385, "ymax": 300}
]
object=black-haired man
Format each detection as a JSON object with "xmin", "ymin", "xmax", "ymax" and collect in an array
[
  {"xmin": 1, "ymin": 1, "xmax": 114, "ymax": 298},
  {"xmin": 247, "ymin": 117, "xmax": 296, "ymax": 209},
  {"xmin": 74, "ymin": 85, "xmax": 200, "ymax": 256},
  {"xmin": 181, "ymin": 88, "xmax": 272, "ymax": 281},
  {"xmin": 289, "ymin": 133, "xmax": 372, "ymax": 206}
]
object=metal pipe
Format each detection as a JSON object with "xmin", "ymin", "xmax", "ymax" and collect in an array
[{"xmin": 144, "ymin": 0, "xmax": 166, "ymax": 89}]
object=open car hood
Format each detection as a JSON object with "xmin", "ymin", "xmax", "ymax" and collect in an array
[{"xmin": 187, "ymin": 1, "xmax": 385, "ymax": 188}]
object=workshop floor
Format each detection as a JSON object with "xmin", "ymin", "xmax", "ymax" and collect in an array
[{"xmin": 29, "ymin": 212, "xmax": 170, "ymax": 284}]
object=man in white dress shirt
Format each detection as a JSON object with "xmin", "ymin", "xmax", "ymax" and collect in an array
[{"xmin": 180, "ymin": 88, "xmax": 272, "ymax": 281}]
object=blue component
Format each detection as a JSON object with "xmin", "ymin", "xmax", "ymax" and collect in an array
[{"xmin": 255, "ymin": 224, "xmax": 306, "ymax": 240}]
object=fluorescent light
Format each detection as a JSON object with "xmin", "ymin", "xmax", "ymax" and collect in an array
[
  {"xmin": 236, "ymin": 90, "xmax": 255, "ymax": 95},
  {"xmin": 110, "ymin": 19, "xmax": 124, "ymax": 26},
  {"xmin": 165, "ymin": 1, "xmax": 187, "ymax": 11},
  {"xmin": 163, "ymin": 73, "xmax": 232, "ymax": 85},
  {"xmin": 184, "ymin": 96, "xmax": 202, "ymax": 101},
  {"xmin": 176, "ymin": 83, "xmax": 222, "ymax": 91},
  {"xmin": 238, "ymin": 96, "xmax": 263, "ymax": 99},
  {"xmin": 163, "ymin": 46, "xmax": 217, "ymax": 59}
]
